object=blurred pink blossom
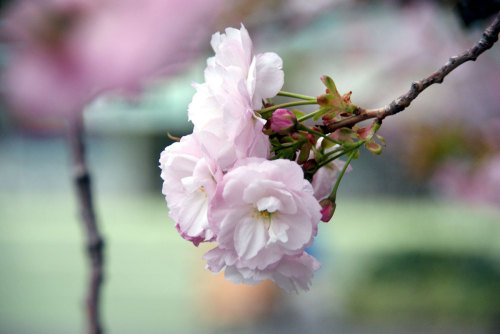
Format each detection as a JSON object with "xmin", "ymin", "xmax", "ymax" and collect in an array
[
  {"xmin": 1, "ymin": 0, "xmax": 222, "ymax": 118},
  {"xmin": 432, "ymin": 155, "xmax": 500, "ymax": 205}
]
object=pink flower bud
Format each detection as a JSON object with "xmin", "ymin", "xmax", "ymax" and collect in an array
[
  {"xmin": 319, "ymin": 198, "xmax": 336, "ymax": 222},
  {"xmin": 302, "ymin": 159, "xmax": 317, "ymax": 174},
  {"xmin": 271, "ymin": 108, "xmax": 297, "ymax": 134}
]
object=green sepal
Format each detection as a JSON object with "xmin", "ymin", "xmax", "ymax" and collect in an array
[
  {"xmin": 321, "ymin": 75, "xmax": 341, "ymax": 97},
  {"xmin": 270, "ymin": 137, "xmax": 280, "ymax": 146},
  {"xmin": 273, "ymin": 146, "xmax": 297, "ymax": 160},
  {"xmin": 314, "ymin": 149, "xmax": 324, "ymax": 163},
  {"xmin": 317, "ymin": 75, "xmax": 358, "ymax": 120},
  {"xmin": 321, "ymin": 135, "xmax": 337, "ymax": 149},
  {"xmin": 331, "ymin": 127, "xmax": 356, "ymax": 145},
  {"xmin": 297, "ymin": 142, "xmax": 312, "ymax": 164},
  {"xmin": 280, "ymin": 135, "xmax": 295, "ymax": 143},
  {"xmin": 376, "ymin": 134, "xmax": 386, "ymax": 146},
  {"xmin": 291, "ymin": 109, "xmax": 305, "ymax": 119},
  {"xmin": 312, "ymin": 106, "xmax": 331, "ymax": 121},
  {"xmin": 366, "ymin": 141, "xmax": 383, "ymax": 155}
]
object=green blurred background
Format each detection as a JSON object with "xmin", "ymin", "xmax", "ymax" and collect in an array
[{"xmin": 1, "ymin": 1, "xmax": 500, "ymax": 333}]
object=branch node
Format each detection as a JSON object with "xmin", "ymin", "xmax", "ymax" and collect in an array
[
  {"xmin": 88, "ymin": 237, "xmax": 104, "ymax": 254},
  {"xmin": 74, "ymin": 165, "xmax": 89, "ymax": 182}
]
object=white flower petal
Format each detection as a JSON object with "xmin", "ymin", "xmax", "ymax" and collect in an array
[
  {"xmin": 234, "ymin": 216, "xmax": 268, "ymax": 260},
  {"xmin": 252, "ymin": 52, "xmax": 284, "ymax": 109}
]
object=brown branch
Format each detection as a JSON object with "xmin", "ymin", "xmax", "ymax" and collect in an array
[
  {"xmin": 68, "ymin": 114, "xmax": 105, "ymax": 334},
  {"xmin": 324, "ymin": 13, "xmax": 500, "ymax": 133}
]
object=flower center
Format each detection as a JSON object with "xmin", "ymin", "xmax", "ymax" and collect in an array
[
  {"xmin": 200, "ymin": 185, "xmax": 207, "ymax": 198},
  {"xmin": 251, "ymin": 209, "xmax": 276, "ymax": 229}
]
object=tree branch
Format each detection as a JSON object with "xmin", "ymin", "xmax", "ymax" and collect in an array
[
  {"xmin": 324, "ymin": 13, "xmax": 500, "ymax": 133},
  {"xmin": 68, "ymin": 114, "xmax": 105, "ymax": 334}
]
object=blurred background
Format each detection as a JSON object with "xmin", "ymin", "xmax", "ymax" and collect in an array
[{"xmin": 1, "ymin": 0, "xmax": 500, "ymax": 333}]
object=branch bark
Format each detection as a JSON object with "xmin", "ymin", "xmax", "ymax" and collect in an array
[
  {"xmin": 324, "ymin": 13, "xmax": 500, "ymax": 133},
  {"xmin": 68, "ymin": 114, "xmax": 105, "ymax": 334}
]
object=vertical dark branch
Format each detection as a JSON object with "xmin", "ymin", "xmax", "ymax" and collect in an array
[{"xmin": 68, "ymin": 114, "xmax": 105, "ymax": 334}]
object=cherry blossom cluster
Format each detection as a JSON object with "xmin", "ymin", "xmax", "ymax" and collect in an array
[{"xmin": 160, "ymin": 25, "xmax": 384, "ymax": 293}]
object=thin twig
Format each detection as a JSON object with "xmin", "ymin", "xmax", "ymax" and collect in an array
[
  {"xmin": 324, "ymin": 13, "xmax": 500, "ymax": 133},
  {"xmin": 68, "ymin": 114, "xmax": 105, "ymax": 334}
]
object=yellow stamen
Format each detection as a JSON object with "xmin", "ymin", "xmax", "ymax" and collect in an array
[
  {"xmin": 251, "ymin": 208, "xmax": 277, "ymax": 230},
  {"xmin": 200, "ymin": 186, "xmax": 207, "ymax": 198}
]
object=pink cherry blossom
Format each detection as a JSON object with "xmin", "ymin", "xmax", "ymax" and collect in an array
[
  {"xmin": 188, "ymin": 24, "xmax": 284, "ymax": 170},
  {"xmin": 204, "ymin": 248, "xmax": 321, "ymax": 293},
  {"xmin": 209, "ymin": 24, "xmax": 284, "ymax": 109},
  {"xmin": 311, "ymin": 159, "xmax": 350, "ymax": 200},
  {"xmin": 208, "ymin": 158, "xmax": 321, "ymax": 270},
  {"xmin": 188, "ymin": 67, "xmax": 269, "ymax": 171},
  {"xmin": 159, "ymin": 24, "xmax": 325, "ymax": 293},
  {"xmin": 188, "ymin": 24, "xmax": 284, "ymax": 137},
  {"xmin": 310, "ymin": 140, "xmax": 352, "ymax": 200},
  {"xmin": 249, "ymin": 52, "xmax": 285, "ymax": 109},
  {"xmin": 159, "ymin": 133, "xmax": 222, "ymax": 246}
]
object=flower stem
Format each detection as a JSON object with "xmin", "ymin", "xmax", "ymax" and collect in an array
[
  {"xmin": 297, "ymin": 124, "xmax": 341, "ymax": 145},
  {"xmin": 277, "ymin": 91, "xmax": 316, "ymax": 100},
  {"xmin": 258, "ymin": 100, "xmax": 317, "ymax": 118},
  {"xmin": 323, "ymin": 146, "xmax": 345, "ymax": 157},
  {"xmin": 316, "ymin": 141, "xmax": 364, "ymax": 170},
  {"xmin": 297, "ymin": 109, "xmax": 324, "ymax": 122},
  {"xmin": 270, "ymin": 140, "xmax": 306, "ymax": 152},
  {"xmin": 329, "ymin": 149, "xmax": 357, "ymax": 201}
]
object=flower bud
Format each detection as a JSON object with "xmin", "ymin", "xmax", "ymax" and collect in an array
[
  {"xmin": 302, "ymin": 159, "xmax": 317, "ymax": 174},
  {"xmin": 271, "ymin": 108, "xmax": 297, "ymax": 134},
  {"xmin": 319, "ymin": 198, "xmax": 336, "ymax": 222}
]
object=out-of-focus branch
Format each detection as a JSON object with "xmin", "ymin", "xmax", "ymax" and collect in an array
[
  {"xmin": 324, "ymin": 13, "xmax": 500, "ymax": 133},
  {"xmin": 68, "ymin": 114, "xmax": 105, "ymax": 334}
]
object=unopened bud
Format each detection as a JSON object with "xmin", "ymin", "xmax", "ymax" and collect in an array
[
  {"xmin": 271, "ymin": 109, "xmax": 297, "ymax": 134},
  {"xmin": 302, "ymin": 159, "xmax": 317, "ymax": 174},
  {"xmin": 319, "ymin": 198, "xmax": 336, "ymax": 222}
]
